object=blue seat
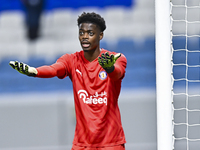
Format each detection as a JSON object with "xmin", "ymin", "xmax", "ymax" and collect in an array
[
  {"xmin": 27, "ymin": 57, "xmax": 46, "ymax": 68},
  {"xmin": 116, "ymin": 38, "xmax": 135, "ymax": 53},
  {"xmin": 173, "ymin": 50, "xmax": 186, "ymax": 64},
  {"xmin": 187, "ymin": 37, "xmax": 200, "ymax": 51},
  {"xmin": 187, "ymin": 67, "xmax": 200, "ymax": 80},
  {"xmin": 187, "ymin": 51, "xmax": 200, "ymax": 66},
  {"xmin": 144, "ymin": 37, "xmax": 155, "ymax": 51},
  {"xmin": 172, "ymin": 36, "xmax": 186, "ymax": 50},
  {"xmin": 123, "ymin": 66, "xmax": 156, "ymax": 88},
  {"xmin": 0, "ymin": 58, "xmax": 14, "ymax": 72},
  {"xmin": 173, "ymin": 65, "xmax": 186, "ymax": 79}
]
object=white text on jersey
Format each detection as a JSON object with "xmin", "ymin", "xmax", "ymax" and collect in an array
[{"xmin": 78, "ymin": 90, "xmax": 107, "ymax": 105}]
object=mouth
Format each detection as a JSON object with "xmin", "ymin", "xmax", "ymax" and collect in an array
[{"xmin": 81, "ymin": 41, "xmax": 90, "ymax": 48}]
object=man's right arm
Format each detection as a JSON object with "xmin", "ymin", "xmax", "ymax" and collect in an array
[
  {"xmin": 36, "ymin": 62, "xmax": 66, "ymax": 79},
  {"xmin": 9, "ymin": 61, "xmax": 67, "ymax": 79}
]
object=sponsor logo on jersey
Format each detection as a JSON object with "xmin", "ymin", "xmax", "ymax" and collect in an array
[
  {"xmin": 78, "ymin": 90, "xmax": 107, "ymax": 105},
  {"xmin": 99, "ymin": 71, "xmax": 107, "ymax": 80}
]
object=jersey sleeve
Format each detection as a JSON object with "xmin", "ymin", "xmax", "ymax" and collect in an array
[
  {"xmin": 35, "ymin": 54, "xmax": 72, "ymax": 79},
  {"xmin": 107, "ymin": 53, "xmax": 127, "ymax": 81}
]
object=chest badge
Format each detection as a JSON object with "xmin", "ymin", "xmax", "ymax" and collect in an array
[{"xmin": 99, "ymin": 71, "xmax": 107, "ymax": 80}]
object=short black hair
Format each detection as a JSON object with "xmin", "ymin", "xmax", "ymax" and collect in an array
[{"xmin": 77, "ymin": 12, "xmax": 106, "ymax": 32}]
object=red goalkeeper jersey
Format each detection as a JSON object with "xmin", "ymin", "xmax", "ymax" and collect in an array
[{"xmin": 36, "ymin": 49, "xmax": 127, "ymax": 147}]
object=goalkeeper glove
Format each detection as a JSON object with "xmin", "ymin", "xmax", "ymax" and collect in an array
[
  {"xmin": 98, "ymin": 52, "xmax": 121, "ymax": 73},
  {"xmin": 9, "ymin": 61, "xmax": 38, "ymax": 77}
]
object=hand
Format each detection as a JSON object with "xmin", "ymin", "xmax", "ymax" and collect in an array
[
  {"xmin": 9, "ymin": 61, "xmax": 38, "ymax": 77},
  {"xmin": 98, "ymin": 52, "xmax": 121, "ymax": 73}
]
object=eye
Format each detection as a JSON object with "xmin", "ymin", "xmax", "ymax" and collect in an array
[
  {"xmin": 89, "ymin": 32, "xmax": 94, "ymax": 36},
  {"xmin": 79, "ymin": 31, "xmax": 84, "ymax": 36}
]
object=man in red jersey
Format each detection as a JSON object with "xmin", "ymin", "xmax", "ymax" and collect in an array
[{"xmin": 9, "ymin": 12, "xmax": 127, "ymax": 150}]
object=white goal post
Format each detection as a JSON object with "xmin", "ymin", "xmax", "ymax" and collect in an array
[{"xmin": 155, "ymin": 0, "xmax": 173, "ymax": 150}]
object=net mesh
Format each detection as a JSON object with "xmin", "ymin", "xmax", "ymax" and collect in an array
[{"xmin": 170, "ymin": 0, "xmax": 200, "ymax": 149}]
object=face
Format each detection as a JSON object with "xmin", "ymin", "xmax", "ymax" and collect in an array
[{"xmin": 79, "ymin": 23, "xmax": 103, "ymax": 51}]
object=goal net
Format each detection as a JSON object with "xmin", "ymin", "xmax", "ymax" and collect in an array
[
  {"xmin": 156, "ymin": 0, "xmax": 200, "ymax": 150},
  {"xmin": 171, "ymin": 0, "xmax": 200, "ymax": 150}
]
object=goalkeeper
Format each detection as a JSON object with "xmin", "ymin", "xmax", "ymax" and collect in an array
[{"xmin": 10, "ymin": 12, "xmax": 127, "ymax": 150}]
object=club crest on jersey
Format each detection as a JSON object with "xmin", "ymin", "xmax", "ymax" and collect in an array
[{"xmin": 99, "ymin": 71, "xmax": 107, "ymax": 80}]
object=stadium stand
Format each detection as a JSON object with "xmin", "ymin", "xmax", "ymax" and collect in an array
[{"xmin": 0, "ymin": 0, "xmax": 157, "ymax": 93}]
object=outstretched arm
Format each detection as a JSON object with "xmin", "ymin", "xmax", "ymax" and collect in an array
[
  {"xmin": 36, "ymin": 62, "xmax": 66, "ymax": 78},
  {"xmin": 9, "ymin": 61, "xmax": 66, "ymax": 79},
  {"xmin": 98, "ymin": 52, "xmax": 127, "ymax": 80}
]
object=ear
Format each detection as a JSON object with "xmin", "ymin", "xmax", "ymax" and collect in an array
[{"xmin": 99, "ymin": 32, "xmax": 103, "ymax": 40}]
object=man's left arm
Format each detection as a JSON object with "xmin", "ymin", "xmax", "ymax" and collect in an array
[{"xmin": 98, "ymin": 52, "xmax": 127, "ymax": 80}]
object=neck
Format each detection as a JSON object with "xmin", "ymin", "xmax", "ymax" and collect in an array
[{"xmin": 84, "ymin": 48, "xmax": 101, "ymax": 62}]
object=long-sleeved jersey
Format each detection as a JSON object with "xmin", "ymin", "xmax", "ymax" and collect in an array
[{"xmin": 35, "ymin": 49, "xmax": 127, "ymax": 147}]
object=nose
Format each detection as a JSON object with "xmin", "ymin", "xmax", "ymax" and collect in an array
[{"xmin": 83, "ymin": 32, "xmax": 89, "ymax": 39}]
